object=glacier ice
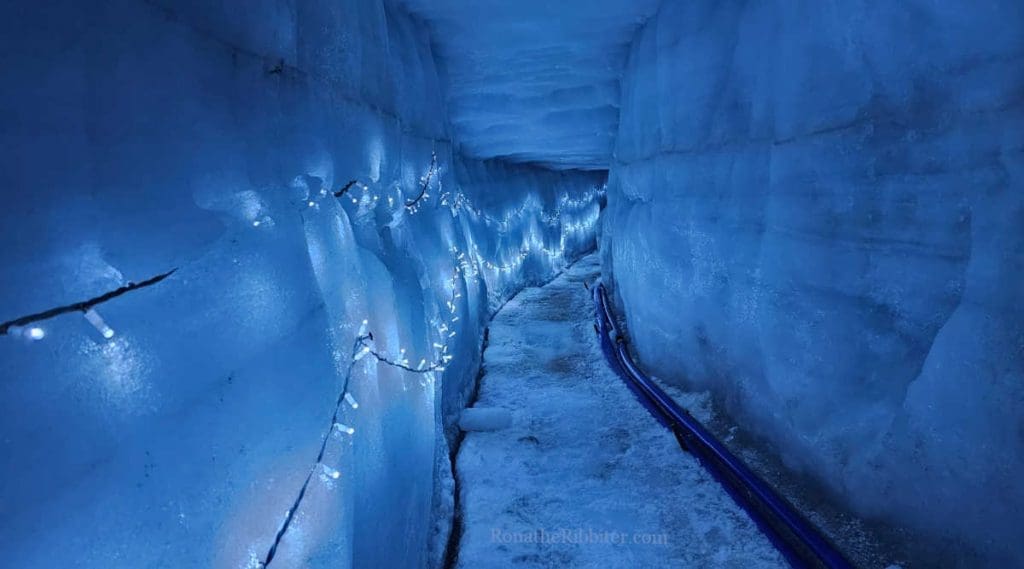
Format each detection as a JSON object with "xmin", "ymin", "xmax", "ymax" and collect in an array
[
  {"xmin": 1, "ymin": 0, "xmax": 1020, "ymax": 566},
  {"xmin": 601, "ymin": 0, "xmax": 1023, "ymax": 564},
  {"xmin": 0, "ymin": 1, "xmax": 601, "ymax": 567},
  {"xmin": 398, "ymin": 0, "xmax": 661, "ymax": 170}
]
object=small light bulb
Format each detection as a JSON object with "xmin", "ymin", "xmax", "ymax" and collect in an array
[
  {"xmin": 344, "ymin": 392, "xmax": 359, "ymax": 409},
  {"xmin": 333, "ymin": 422, "xmax": 355, "ymax": 435},
  {"xmin": 83, "ymin": 308, "xmax": 115, "ymax": 340},
  {"xmin": 308, "ymin": 200, "xmax": 316, "ymax": 207},
  {"xmin": 252, "ymin": 220, "xmax": 261, "ymax": 227},
  {"xmin": 321, "ymin": 464, "xmax": 341, "ymax": 479},
  {"xmin": 27, "ymin": 327, "xmax": 45, "ymax": 340}
]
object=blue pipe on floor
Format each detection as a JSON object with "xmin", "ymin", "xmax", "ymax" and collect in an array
[{"xmin": 592, "ymin": 283, "xmax": 853, "ymax": 569}]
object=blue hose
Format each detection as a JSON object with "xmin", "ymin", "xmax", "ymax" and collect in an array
[{"xmin": 592, "ymin": 284, "xmax": 853, "ymax": 569}]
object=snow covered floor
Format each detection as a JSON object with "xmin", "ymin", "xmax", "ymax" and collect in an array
[{"xmin": 451, "ymin": 254, "xmax": 786, "ymax": 568}]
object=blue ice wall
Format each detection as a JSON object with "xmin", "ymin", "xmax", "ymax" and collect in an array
[
  {"xmin": 602, "ymin": 0, "xmax": 1023, "ymax": 563},
  {"xmin": 0, "ymin": 2, "xmax": 603, "ymax": 567}
]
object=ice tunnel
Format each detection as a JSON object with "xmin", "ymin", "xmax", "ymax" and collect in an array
[{"xmin": 0, "ymin": 1, "xmax": 1021, "ymax": 567}]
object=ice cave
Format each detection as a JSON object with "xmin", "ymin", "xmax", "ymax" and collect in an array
[{"xmin": 0, "ymin": 1, "xmax": 1021, "ymax": 568}]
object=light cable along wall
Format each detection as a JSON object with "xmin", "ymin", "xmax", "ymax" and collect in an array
[
  {"xmin": 0, "ymin": 154, "xmax": 604, "ymax": 567},
  {"xmin": 592, "ymin": 284, "xmax": 852, "ymax": 569}
]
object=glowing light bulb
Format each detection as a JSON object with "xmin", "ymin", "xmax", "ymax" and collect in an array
[
  {"xmin": 353, "ymin": 346, "xmax": 371, "ymax": 361},
  {"xmin": 252, "ymin": 220, "xmax": 261, "ymax": 227},
  {"xmin": 83, "ymin": 308, "xmax": 115, "ymax": 339},
  {"xmin": 307, "ymin": 200, "xmax": 316, "ymax": 207},
  {"xmin": 321, "ymin": 464, "xmax": 341, "ymax": 479},
  {"xmin": 333, "ymin": 422, "xmax": 355, "ymax": 435},
  {"xmin": 358, "ymin": 319, "xmax": 368, "ymax": 336},
  {"xmin": 25, "ymin": 327, "xmax": 45, "ymax": 341},
  {"xmin": 344, "ymin": 392, "xmax": 359, "ymax": 409}
]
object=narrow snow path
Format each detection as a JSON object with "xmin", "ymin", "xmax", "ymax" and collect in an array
[{"xmin": 451, "ymin": 254, "xmax": 787, "ymax": 568}]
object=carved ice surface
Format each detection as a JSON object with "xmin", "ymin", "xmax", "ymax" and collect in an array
[
  {"xmin": 601, "ymin": 1, "xmax": 1023, "ymax": 565},
  {"xmin": 0, "ymin": 2, "xmax": 600, "ymax": 567},
  {"xmin": 1, "ymin": 0, "xmax": 1020, "ymax": 567}
]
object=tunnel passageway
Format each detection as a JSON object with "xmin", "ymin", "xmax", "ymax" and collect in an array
[
  {"xmin": 0, "ymin": 0, "xmax": 1020, "ymax": 567},
  {"xmin": 449, "ymin": 255, "xmax": 784, "ymax": 568}
]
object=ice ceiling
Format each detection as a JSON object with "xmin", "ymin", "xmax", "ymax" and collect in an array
[{"xmin": 399, "ymin": 0, "xmax": 661, "ymax": 171}]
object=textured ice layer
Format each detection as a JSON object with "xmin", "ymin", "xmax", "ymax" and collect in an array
[
  {"xmin": 399, "ymin": 0, "xmax": 660, "ymax": 170},
  {"xmin": 454, "ymin": 255, "xmax": 785, "ymax": 568},
  {"xmin": 0, "ymin": 2, "xmax": 602, "ymax": 567},
  {"xmin": 602, "ymin": 0, "xmax": 1024, "ymax": 564}
]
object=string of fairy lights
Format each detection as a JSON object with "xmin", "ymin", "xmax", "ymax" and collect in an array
[
  {"xmin": 258, "ymin": 267, "xmax": 465, "ymax": 568},
  {"xmin": 0, "ymin": 151, "xmax": 603, "ymax": 567},
  {"xmin": 439, "ymin": 183, "xmax": 603, "ymax": 234}
]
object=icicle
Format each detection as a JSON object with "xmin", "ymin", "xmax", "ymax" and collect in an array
[{"xmin": 83, "ymin": 308, "xmax": 115, "ymax": 339}]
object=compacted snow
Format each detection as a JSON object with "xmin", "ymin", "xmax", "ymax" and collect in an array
[{"xmin": 452, "ymin": 255, "xmax": 785, "ymax": 568}]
